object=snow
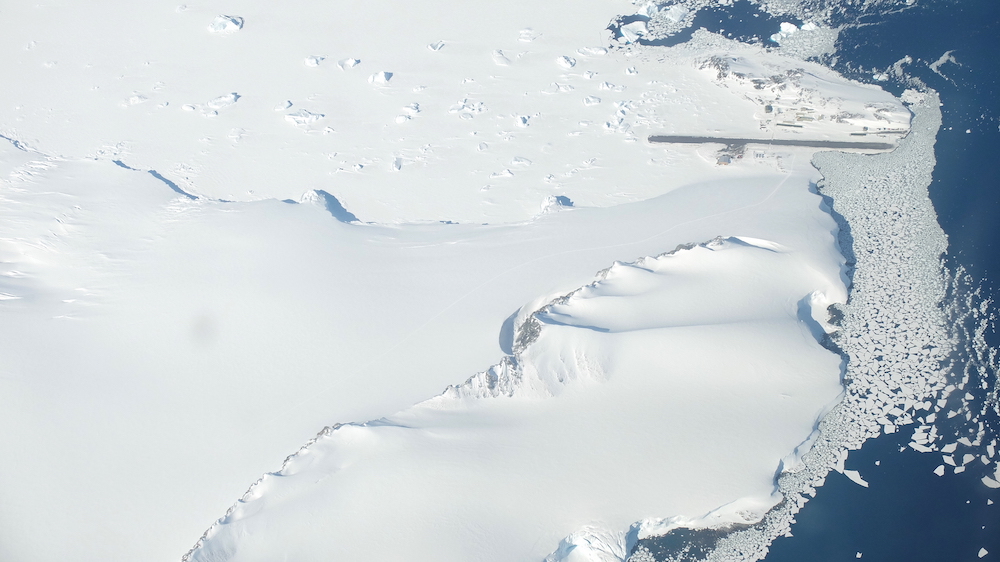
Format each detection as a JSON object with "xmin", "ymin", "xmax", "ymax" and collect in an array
[
  {"xmin": 0, "ymin": 1, "xmax": 921, "ymax": 562},
  {"xmin": 0, "ymin": 3, "xmax": 906, "ymax": 224},
  {"xmin": 188, "ymin": 237, "xmax": 845, "ymax": 562},
  {"xmin": 367, "ymin": 70, "xmax": 394, "ymax": 84},
  {"xmin": 207, "ymin": 15, "xmax": 243, "ymax": 34},
  {"xmin": 284, "ymin": 109, "xmax": 324, "ymax": 126},
  {"xmin": 303, "ymin": 55, "xmax": 325, "ymax": 67}
]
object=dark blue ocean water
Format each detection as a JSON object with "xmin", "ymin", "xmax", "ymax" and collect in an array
[
  {"xmin": 765, "ymin": 1, "xmax": 1000, "ymax": 560},
  {"xmin": 831, "ymin": 0, "xmax": 1000, "ymax": 283},
  {"xmin": 635, "ymin": 1, "xmax": 1000, "ymax": 560},
  {"xmin": 635, "ymin": 0, "xmax": 801, "ymax": 46},
  {"xmin": 764, "ymin": 432, "xmax": 1000, "ymax": 561}
]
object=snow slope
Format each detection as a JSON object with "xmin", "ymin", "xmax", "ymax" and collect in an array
[
  {"xmin": 0, "ymin": 2, "xmax": 909, "ymax": 561},
  {"xmin": 0, "ymin": 131, "xmax": 846, "ymax": 562},
  {"xmin": 187, "ymin": 237, "xmax": 845, "ymax": 562}
]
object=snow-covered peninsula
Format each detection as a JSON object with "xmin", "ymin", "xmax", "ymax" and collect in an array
[{"xmin": 1, "ymin": 1, "xmax": 951, "ymax": 562}]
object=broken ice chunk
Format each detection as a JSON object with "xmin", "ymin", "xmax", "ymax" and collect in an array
[{"xmin": 843, "ymin": 470, "xmax": 869, "ymax": 488}]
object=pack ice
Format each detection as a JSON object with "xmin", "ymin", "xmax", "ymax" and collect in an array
[{"xmin": 0, "ymin": 1, "xmax": 908, "ymax": 561}]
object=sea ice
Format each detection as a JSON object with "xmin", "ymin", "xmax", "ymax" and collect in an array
[
  {"xmin": 844, "ymin": 470, "xmax": 870, "ymax": 487},
  {"xmin": 770, "ymin": 22, "xmax": 801, "ymax": 43},
  {"xmin": 663, "ymin": 5, "xmax": 688, "ymax": 23}
]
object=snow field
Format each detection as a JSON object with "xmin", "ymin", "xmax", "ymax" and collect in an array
[
  {"xmin": 0, "ymin": 3, "xmax": 905, "ymax": 224},
  {"xmin": 0, "ymin": 130, "xmax": 846, "ymax": 562},
  {"xmin": 0, "ymin": 1, "xmax": 922, "ymax": 561}
]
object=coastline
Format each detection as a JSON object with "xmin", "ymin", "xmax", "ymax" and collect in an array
[{"xmin": 633, "ymin": 88, "xmax": 951, "ymax": 561}]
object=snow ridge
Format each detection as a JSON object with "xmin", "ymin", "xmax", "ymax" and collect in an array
[
  {"xmin": 184, "ymin": 233, "xmax": 840, "ymax": 562},
  {"xmin": 447, "ymin": 237, "xmax": 756, "ymax": 402},
  {"xmin": 181, "ymin": 423, "xmax": 344, "ymax": 562}
]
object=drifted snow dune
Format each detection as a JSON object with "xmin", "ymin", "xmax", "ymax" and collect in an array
[
  {"xmin": 0, "ymin": 1, "xmax": 901, "ymax": 561},
  {"xmin": 188, "ymin": 237, "xmax": 845, "ymax": 562}
]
